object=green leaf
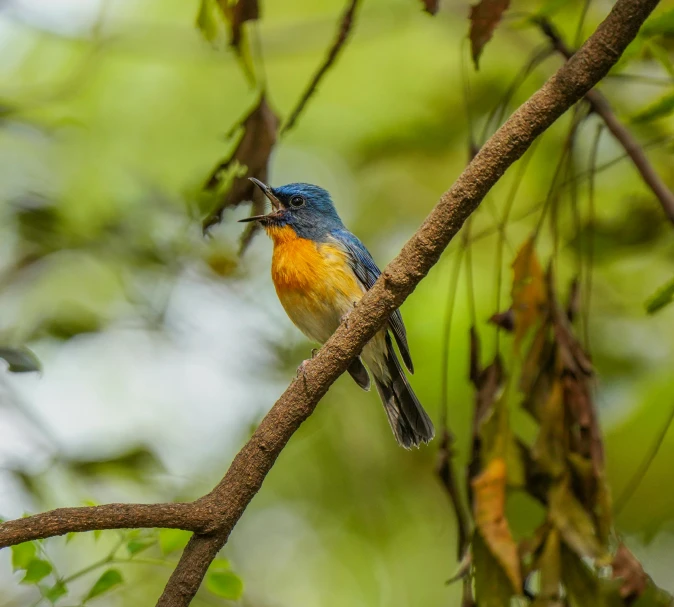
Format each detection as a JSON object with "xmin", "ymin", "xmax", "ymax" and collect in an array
[
  {"xmin": 645, "ymin": 276, "xmax": 674, "ymax": 314},
  {"xmin": 85, "ymin": 569, "xmax": 123, "ymax": 601},
  {"xmin": 0, "ymin": 346, "xmax": 41, "ymax": 373},
  {"xmin": 43, "ymin": 580, "xmax": 68, "ymax": 603},
  {"xmin": 206, "ymin": 570, "xmax": 244, "ymax": 600},
  {"xmin": 22, "ymin": 559, "xmax": 53, "ymax": 584},
  {"xmin": 159, "ymin": 529, "xmax": 191, "ymax": 554},
  {"xmin": 11, "ymin": 542, "xmax": 37, "ymax": 570},
  {"xmin": 472, "ymin": 532, "xmax": 514, "ymax": 607},
  {"xmin": 631, "ymin": 92, "xmax": 674, "ymax": 123},
  {"xmin": 196, "ymin": 0, "xmax": 221, "ymax": 42},
  {"xmin": 126, "ymin": 539, "xmax": 154, "ymax": 556},
  {"xmin": 642, "ymin": 9, "xmax": 674, "ymax": 37}
]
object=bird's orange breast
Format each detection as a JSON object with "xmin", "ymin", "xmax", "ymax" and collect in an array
[{"xmin": 266, "ymin": 224, "xmax": 364, "ymax": 343}]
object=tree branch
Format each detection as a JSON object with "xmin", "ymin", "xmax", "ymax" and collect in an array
[
  {"xmin": 154, "ymin": 1, "xmax": 660, "ymax": 605},
  {"xmin": 537, "ymin": 16, "xmax": 674, "ymax": 224},
  {"xmin": 0, "ymin": 503, "xmax": 211, "ymax": 549},
  {"xmin": 280, "ymin": 0, "xmax": 361, "ymax": 135}
]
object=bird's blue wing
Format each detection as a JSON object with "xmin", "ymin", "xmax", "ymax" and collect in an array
[{"xmin": 330, "ymin": 229, "xmax": 414, "ymax": 373}]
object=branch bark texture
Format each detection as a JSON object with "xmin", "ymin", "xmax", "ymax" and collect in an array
[
  {"xmin": 156, "ymin": 1, "xmax": 661, "ymax": 605},
  {"xmin": 0, "ymin": 1, "xmax": 661, "ymax": 606}
]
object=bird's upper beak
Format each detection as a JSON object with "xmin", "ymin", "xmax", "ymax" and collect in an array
[{"xmin": 238, "ymin": 177, "xmax": 282, "ymax": 223}]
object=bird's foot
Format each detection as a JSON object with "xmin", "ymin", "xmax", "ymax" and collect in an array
[
  {"xmin": 296, "ymin": 359, "xmax": 310, "ymax": 379},
  {"xmin": 341, "ymin": 305, "xmax": 357, "ymax": 328}
]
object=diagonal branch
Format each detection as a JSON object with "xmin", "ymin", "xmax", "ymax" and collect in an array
[
  {"xmin": 536, "ymin": 16, "xmax": 674, "ymax": 224},
  {"xmin": 154, "ymin": 1, "xmax": 661, "ymax": 605},
  {"xmin": 280, "ymin": 0, "xmax": 361, "ymax": 135},
  {"xmin": 0, "ymin": 503, "xmax": 211, "ymax": 549}
]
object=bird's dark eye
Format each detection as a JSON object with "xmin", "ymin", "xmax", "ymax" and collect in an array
[{"xmin": 289, "ymin": 195, "xmax": 305, "ymax": 208}]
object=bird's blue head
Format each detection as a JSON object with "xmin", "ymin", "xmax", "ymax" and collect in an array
[{"xmin": 239, "ymin": 179, "xmax": 344, "ymax": 241}]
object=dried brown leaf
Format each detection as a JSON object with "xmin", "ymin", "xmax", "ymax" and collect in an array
[
  {"xmin": 489, "ymin": 308, "xmax": 514, "ymax": 332},
  {"xmin": 472, "ymin": 458, "xmax": 522, "ymax": 592},
  {"xmin": 420, "ymin": 0, "xmax": 440, "ymax": 15},
  {"xmin": 473, "ymin": 532, "xmax": 514, "ymax": 607},
  {"xmin": 532, "ymin": 380, "xmax": 567, "ymax": 476},
  {"xmin": 203, "ymin": 95, "xmax": 279, "ymax": 235},
  {"xmin": 469, "ymin": 0, "xmax": 511, "ymax": 69},
  {"xmin": 217, "ymin": 0, "xmax": 259, "ymax": 48},
  {"xmin": 612, "ymin": 543, "xmax": 649, "ymax": 604},
  {"xmin": 511, "ymin": 238, "xmax": 547, "ymax": 350}
]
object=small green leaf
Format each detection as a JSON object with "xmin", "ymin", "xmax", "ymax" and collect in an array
[
  {"xmin": 645, "ymin": 276, "xmax": 674, "ymax": 314},
  {"xmin": 631, "ymin": 92, "xmax": 674, "ymax": 123},
  {"xmin": 65, "ymin": 532, "xmax": 76, "ymax": 544},
  {"xmin": 196, "ymin": 0, "xmax": 221, "ymax": 42},
  {"xmin": 11, "ymin": 542, "xmax": 37, "ymax": 570},
  {"xmin": 206, "ymin": 570, "xmax": 244, "ymax": 600},
  {"xmin": 22, "ymin": 559, "xmax": 53, "ymax": 584},
  {"xmin": 159, "ymin": 529, "xmax": 191, "ymax": 554},
  {"xmin": 0, "ymin": 346, "xmax": 41, "ymax": 373},
  {"xmin": 43, "ymin": 580, "xmax": 68, "ymax": 603},
  {"xmin": 93, "ymin": 529, "xmax": 102, "ymax": 541},
  {"xmin": 127, "ymin": 539, "xmax": 154, "ymax": 556},
  {"xmin": 642, "ymin": 9, "xmax": 674, "ymax": 37},
  {"xmin": 85, "ymin": 569, "xmax": 123, "ymax": 601}
]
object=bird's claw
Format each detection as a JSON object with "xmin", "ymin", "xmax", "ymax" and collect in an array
[{"xmin": 296, "ymin": 359, "xmax": 310, "ymax": 379}]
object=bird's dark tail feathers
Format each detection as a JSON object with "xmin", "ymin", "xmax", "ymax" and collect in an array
[{"xmin": 373, "ymin": 335, "xmax": 435, "ymax": 449}]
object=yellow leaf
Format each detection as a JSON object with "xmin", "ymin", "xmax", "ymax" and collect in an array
[
  {"xmin": 511, "ymin": 238, "xmax": 547, "ymax": 349},
  {"xmin": 472, "ymin": 458, "xmax": 522, "ymax": 592}
]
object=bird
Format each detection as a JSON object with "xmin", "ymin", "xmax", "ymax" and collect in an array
[{"xmin": 240, "ymin": 178, "xmax": 434, "ymax": 448}]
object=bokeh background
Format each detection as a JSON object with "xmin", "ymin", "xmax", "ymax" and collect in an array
[{"xmin": 1, "ymin": 0, "xmax": 674, "ymax": 605}]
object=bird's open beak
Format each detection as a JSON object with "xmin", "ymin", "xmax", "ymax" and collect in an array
[{"xmin": 238, "ymin": 177, "xmax": 282, "ymax": 223}]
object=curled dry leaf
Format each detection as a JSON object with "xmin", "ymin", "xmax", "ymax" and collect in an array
[
  {"xmin": 537, "ymin": 528, "xmax": 562, "ymax": 601},
  {"xmin": 472, "ymin": 458, "xmax": 522, "ymax": 593},
  {"xmin": 230, "ymin": 0, "xmax": 259, "ymax": 48},
  {"xmin": 532, "ymin": 380, "xmax": 566, "ymax": 476},
  {"xmin": 511, "ymin": 238, "xmax": 547, "ymax": 350},
  {"xmin": 612, "ymin": 543, "xmax": 649, "ymax": 604},
  {"xmin": 469, "ymin": 0, "xmax": 511, "ymax": 69},
  {"xmin": 202, "ymin": 95, "xmax": 279, "ymax": 242},
  {"xmin": 489, "ymin": 308, "xmax": 515, "ymax": 332}
]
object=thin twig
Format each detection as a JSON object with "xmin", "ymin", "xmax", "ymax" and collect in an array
[
  {"xmin": 0, "ymin": 503, "xmax": 208, "ymax": 549},
  {"xmin": 537, "ymin": 17, "xmax": 674, "ymax": 225},
  {"xmin": 280, "ymin": 0, "xmax": 361, "ymax": 135}
]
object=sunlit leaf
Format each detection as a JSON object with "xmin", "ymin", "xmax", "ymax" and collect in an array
[
  {"xmin": 472, "ymin": 458, "xmax": 522, "ymax": 592},
  {"xmin": 21, "ymin": 559, "xmax": 52, "ymax": 584},
  {"xmin": 11, "ymin": 542, "xmax": 36, "ymax": 571},
  {"xmin": 159, "ymin": 529, "xmax": 191, "ymax": 555},
  {"xmin": 206, "ymin": 559, "xmax": 243, "ymax": 600},
  {"xmin": 645, "ymin": 276, "xmax": 674, "ymax": 314},
  {"xmin": 469, "ymin": 0, "xmax": 511, "ymax": 69},
  {"xmin": 85, "ymin": 569, "xmax": 123, "ymax": 600},
  {"xmin": 0, "ymin": 346, "xmax": 41, "ymax": 373},
  {"xmin": 43, "ymin": 580, "xmax": 68, "ymax": 603}
]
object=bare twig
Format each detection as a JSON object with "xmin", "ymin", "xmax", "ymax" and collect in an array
[
  {"xmin": 280, "ymin": 0, "xmax": 361, "ymax": 134},
  {"xmin": 154, "ymin": 2, "xmax": 660, "ymax": 605},
  {"xmin": 537, "ymin": 17, "xmax": 674, "ymax": 225},
  {"xmin": 0, "ymin": 503, "xmax": 210, "ymax": 549}
]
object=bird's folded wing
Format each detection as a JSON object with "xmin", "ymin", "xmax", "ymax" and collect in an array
[{"xmin": 329, "ymin": 229, "xmax": 414, "ymax": 373}]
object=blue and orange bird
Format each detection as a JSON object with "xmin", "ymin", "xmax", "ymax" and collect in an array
[{"xmin": 240, "ymin": 178, "xmax": 435, "ymax": 448}]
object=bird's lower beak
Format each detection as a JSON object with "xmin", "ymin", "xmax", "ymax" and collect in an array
[{"xmin": 238, "ymin": 177, "xmax": 282, "ymax": 223}]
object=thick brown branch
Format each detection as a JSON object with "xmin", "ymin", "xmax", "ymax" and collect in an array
[
  {"xmin": 156, "ymin": 1, "xmax": 660, "ymax": 605},
  {"xmin": 280, "ymin": 0, "xmax": 360, "ymax": 134},
  {"xmin": 0, "ymin": 503, "xmax": 211, "ymax": 549},
  {"xmin": 537, "ymin": 17, "xmax": 674, "ymax": 224}
]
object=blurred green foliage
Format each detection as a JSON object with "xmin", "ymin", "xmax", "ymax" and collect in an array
[{"xmin": 1, "ymin": 0, "xmax": 674, "ymax": 605}]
